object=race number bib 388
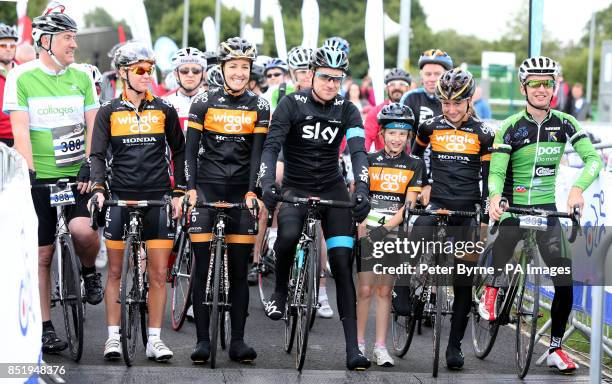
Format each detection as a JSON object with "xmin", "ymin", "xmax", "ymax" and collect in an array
[
  {"xmin": 49, "ymin": 185, "xmax": 75, "ymax": 207},
  {"xmin": 52, "ymin": 124, "xmax": 85, "ymax": 167}
]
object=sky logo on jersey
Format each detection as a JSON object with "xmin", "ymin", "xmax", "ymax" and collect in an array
[
  {"xmin": 301, "ymin": 122, "xmax": 339, "ymax": 144},
  {"xmin": 515, "ymin": 185, "xmax": 527, "ymax": 193},
  {"xmin": 205, "ymin": 108, "xmax": 257, "ymax": 134}
]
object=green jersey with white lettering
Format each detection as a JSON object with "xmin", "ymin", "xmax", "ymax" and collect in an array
[
  {"xmin": 3, "ymin": 60, "xmax": 99, "ymax": 179},
  {"xmin": 488, "ymin": 109, "xmax": 602, "ymax": 205}
]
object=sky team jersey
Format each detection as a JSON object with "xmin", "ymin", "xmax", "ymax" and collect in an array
[
  {"xmin": 413, "ymin": 114, "xmax": 494, "ymax": 205},
  {"xmin": 366, "ymin": 150, "xmax": 424, "ymax": 229},
  {"xmin": 489, "ymin": 109, "xmax": 602, "ymax": 205},
  {"xmin": 185, "ymin": 87, "xmax": 270, "ymax": 191},
  {"xmin": 3, "ymin": 60, "xmax": 99, "ymax": 179}
]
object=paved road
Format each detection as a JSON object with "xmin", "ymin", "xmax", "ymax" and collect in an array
[{"xmin": 43, "ymin": 267, "xmax": 594, "ymax": 384}]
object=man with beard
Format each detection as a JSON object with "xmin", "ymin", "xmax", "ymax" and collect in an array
[{"xmin": 364, "ymin": 68, "xmax": 411, "ymax": 152}]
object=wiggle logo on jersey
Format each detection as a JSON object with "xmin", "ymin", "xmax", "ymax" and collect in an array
[
  {"xmin": 430, "ymin": 130, "xmax": 480, "ymax": 154},
  {"xmin": 110, "ymin": 110, "xmax": 165, "ymax": 136},
  {"xmin": 205, "ymin": 108, "xmax": 257, "ymax": 134},
  {"xmin": 369, "ymin": 167, "xmax": 414, "ymax": 193}
]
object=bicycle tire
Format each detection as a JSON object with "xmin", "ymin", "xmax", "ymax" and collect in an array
[
  {"xmin": 296, "ymin": 242, "xmax": 316, "ymax": 371},
  {"xmin": 515, "ymin": 256, "xmax": 540, "ymax": 379},
  {"xmin": 209, "ymin": 240, "xmax": 223, "ymax": 369},
  {"xmin": 432, "ymin": 272, "xmax": 444, "ymax": 377},
  {"xmin": 258, "ymin": 248, "xmax": 276, "ymax": 310},
  {"xmin": 471, "ymin": 243, "xmax": 500, "ymax": 359},
  {"xmin": 309, "ymin": 238, "xmax": 321, "ymax": 330},
  {"xmin": 392, "ymin": 297, "xmax": 422, "ymax": 358},
  {"xmin": 140, "ymin": 262, "xmax": 148, "ymax": 348},
  {"xmin": 220, "ymin": 306, "xmax": 230, "ymax": 350},
  {"xmin": 120, "ymin": 236, "xmax": 140, "ymax": 366},
  {"xmin": 59, "ymin": 235, "xmax": 84, "ymax": 362},
  {"xmin": 171, "ymin": 233, "xmax": 193, "ymax": 331}
]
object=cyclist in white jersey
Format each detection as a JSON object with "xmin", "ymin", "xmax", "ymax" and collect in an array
[{"xmin": 163, "ymin": 47, "xmax": 207, "ymax": 133}]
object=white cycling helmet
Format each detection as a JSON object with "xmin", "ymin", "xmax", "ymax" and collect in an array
[
  {"xmin": 287, "ymin": 46, "xmax": 313, "ymax": 70},
  {"xmin": 518, "ymin": 56, "xmax": 559, "ymax": 84},
  {"xmin": 73, "ymin": 63, "xmax": 102, "ymax": 85},
  {"xmin": 207, "ymin": 64, "xmax": 224, "ymax": 87},
  {"xmin": 171, "ymin": 47, "xmax": 207, "ymax": 70}
]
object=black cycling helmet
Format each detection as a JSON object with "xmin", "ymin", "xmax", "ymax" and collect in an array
[
  {"xmin": 0, "ymin": 23, "xmax": 18, "ymax": 41},
  {"xmin": 377, "ymin": 102, "xmax": 415, "ymax": 130},
  {"xmin": 435, "ymin": 68, "xmax": 475, "ymax": 101},
  {"xmin": 204, "ymin": 51, "xmax": 218, "ymax": 66},
  {"xmin": 384, "ymin": 68, "xmax": 411, "ymax": 85},
  {"xmin": 32, "ymin": 12, "xmax": 77, "ymax": 46},
  {"xmin": 309, "ymin": 45, "xmax": 348, "ymax": 71},
  {"xmin": 218, "ymin": 37, "xmax": 257, "ymax": 62},
  {"xmin": 418, "ymin": 49, "xmax": 453, "ymax": 70},
  {"xmin": 250, "ymin": 62, "xmax": 264, "ymax": 80}
]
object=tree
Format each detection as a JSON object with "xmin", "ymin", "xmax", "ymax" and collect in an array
[{"xmin": 83, "ymin": 7, "xmax": 131, "ymax": 37}]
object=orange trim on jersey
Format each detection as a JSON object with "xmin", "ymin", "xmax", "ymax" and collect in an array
[
  {"xmin": 407, "ymin": 186, "xmax": 422, "ymax": 192},
  {"xmin": 429, "ymin": 129, "xmax": 480, "ymax": 155},
  {"xmin": 146, "ymin": 239, "xmax": 173, "ymax": 249},
  {"xmin": 188, "ymin": 121, "xmax": 203, "ymax": 131},
  {"xmin": 190, "ymin": 233, "xmax": 212, "ymax": 243},
  {"xmin": 110, "ymin": 110, "xmax": 166, "ymax": 136},
  {"xmin": 254, "ymin": 126, "xmax": 269, "ymax": 134},
  {"xmin": 105, "ymin": 240, "xmax": 125, "ymax": 250},
  {"xmin": 481, "ymin": 153, "xmax": 492, "ymax": 161},
  {"xmin": 416, "ymin": 136, "xmax": 428, "ymax": 146},
  {"xmin": 226, "ymin": 234, "xmax": 256, "ymax": 244},
  {"xmin": 204, "ymin": 108, "xmax": 257, "ymax": 135},
  {"xmin": 369, "ymin": 167, "xmax": 415, "ymax": 194}
]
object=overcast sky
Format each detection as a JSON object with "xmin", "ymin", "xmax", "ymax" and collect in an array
[{"xmin": 59, "ymin": 0, "xmax": 611, "ymax": 46}]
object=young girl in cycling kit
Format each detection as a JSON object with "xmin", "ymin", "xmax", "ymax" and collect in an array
[
  {"xmin": 89, "ymin": 42, "xmax": 186, "ymax": 362},
  {"xmin": 356, "ymin": 103, "xmax": 424, "ymax": 367}
]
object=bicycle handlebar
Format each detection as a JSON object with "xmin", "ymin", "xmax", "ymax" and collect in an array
[
  {"xmin": 193, "ymin": 199, "xmax": 260, "ymax": 233},
  {"xmin": 490, "ymin": 197, "xmax": 581, "ymax": 243},
  {"xmin": 89, "ymin": 195, "xmax": 172, "ymax": 231},
  {"xmin": 276, "ymin": 195, "xmax": 356, "ymax": 209},
  {"xmin": 33, "ymin": 178, "xmax": 79, "ymax": 190},
  {"xmin": 402, "ymin": 201, "xmax": 482, "ymax": 242}
]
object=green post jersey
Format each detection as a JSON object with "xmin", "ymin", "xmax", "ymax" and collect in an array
[
  {"xmin": 488, "ymin": 109, "xmax": 602, "ymax": 205},
  {"xmin": 3, "ymin": 60, "xmax": 99, "ymax": 179}
]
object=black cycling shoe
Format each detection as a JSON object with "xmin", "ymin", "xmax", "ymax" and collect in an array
[
  {"xmin": 42, "ymin": 330, "xmax": 68, "ymax": 354},
  {"xmin": 83, "ymin": 272, "xmax": 104, "ymax": 305},
  {"xmin": 346, "ymin": 350, "xmax": 371, "ymax": 371},
  {"xmin": 446, "ymin": 344, "xmax": 465, "ymax": 370},
  {"xmin": 229, "ymin": 340, "xmax": 257, "ymax": 363},
  {"xmin": 265, "ymin": 292, "xmax": 286, "ymax": 321},
  {"xmin": 247, "ymin": 263, "xmax": 258, "ymax": 286},
  {"xmin": 190, "ymin": 341, "xmax": 210, "ymax": 364}
]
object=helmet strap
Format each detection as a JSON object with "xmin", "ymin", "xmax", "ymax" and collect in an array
[
  {"xmin": 523, "ymin": 84, "xmax": 552, "ymax": 111},
  {"xmin": 221, "ymin": 62, "xmax": 248, "ymax": 96},
  {"xmin": 123, "ymin": 71, "xmax": 146, "ymax": 96},
  {"xmin": 175, "ymin": 69, "xmax": 203, "ymax": 95}
]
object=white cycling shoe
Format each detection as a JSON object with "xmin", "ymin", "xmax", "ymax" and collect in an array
[
  {"xmin": 547, "ymin": 349, "xmax": 578, "ymax": 374},
  {"xmin": 103, "ymin": 337, "xmax": 121, "ymax": 360},
  {"xmin": 146, "ymin": 338, "xmax": 174, "ymax": 361},
  {"xmin": 317, "ymin": 298, "xmax": 334, "ymax": 318},
  {"xmin": 373, "ymin": 346, "xmax": 394, "ymax": 367}
]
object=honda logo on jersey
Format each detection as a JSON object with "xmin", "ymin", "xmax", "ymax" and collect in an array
[{"xmin": 302, "ymin": 122, "xmax": 339, "ymax": 144}]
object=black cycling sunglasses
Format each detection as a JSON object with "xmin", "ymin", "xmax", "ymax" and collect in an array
[{"xmin": 178, "ymin": 67, "xmax": 203, "ymax": 75}]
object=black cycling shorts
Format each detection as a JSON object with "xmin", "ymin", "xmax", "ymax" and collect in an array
[
  {"xmin": 31, "ymin": 177, "xmax": 92, "ymax": 247},
  {"xmin": 188, "ymin": 183, "xmax": 256, "ymax": 244},
  {"xmin": 104, "ymin": 191, "xmax": 174, "ymax": 249}
]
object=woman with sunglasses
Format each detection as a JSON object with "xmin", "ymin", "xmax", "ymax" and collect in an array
[
  {"xmin": 164, "ymin": 47, "xmax": 207, "ymax": 133},
  {"xmin": 89, "ymin": 42, "xmax": 186, "ymax": 362},
  {"xmin": 185, "ymin": 37, "xmax": 270, "ymax": 365}
]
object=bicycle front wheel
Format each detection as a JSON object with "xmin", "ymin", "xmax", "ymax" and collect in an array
[
  {"xmin": 471, "ymin": 243, "xmax": 500, "ymax": 359},
  {"xmin": 432, "ymin": 278, "xmax": 447, "ymax": 377},
  {"xmin": 295, "ymin": 243, "xmax": 316, "ymax": 371},
  {"xmin": 392, "ymin": 293, "xmax": 422, "ymax": 358},
  {"xmin": 120, "ymin": 236, "xmax": 140, "ymax": 366},
  {"xmin": 171, "ymin": 233, "xmax": 193, "ymax": 331},
  {"xmin": 515, "ymin": 257, "xmax": 540, "ymax": 379},
  {"xmin": 59, "ymin": 234, "xmax": 84, "ymax": 362},
  {"xmin": 209, "ymin": 240, "xmax": 223, "ymax": 369}
]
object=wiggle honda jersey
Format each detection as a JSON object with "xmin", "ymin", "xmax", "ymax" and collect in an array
[
  {"xmin": 185, "ymin": 87, "xmax": 270, "ymax": 192},
  {"xmin": 488, "ymin": 109, "xmax": 602, "ymax": 205},
  {"xmin": 259, "ymin": 89, "xmax": 369, "ymax": 194},
  {"xmin": 89, "ymin": 90, "xmax": 186, "ymax": 194},
  {"xmin": 413, "ymin": 114, "xmax": 494, "ymax": 209},
  {"xmin": 366, "ymin": 150, "xmax": 424, "ymax": 228}
]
